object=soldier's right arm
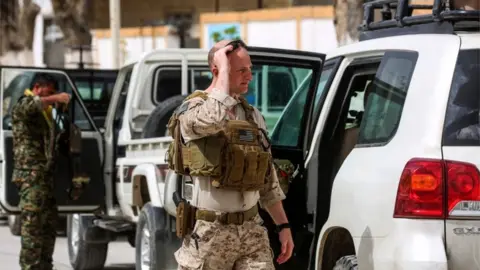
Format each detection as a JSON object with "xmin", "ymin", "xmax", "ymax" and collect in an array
[{"xmin": 178, "ymin": 90, "xmax": 237, "ymax": 142}]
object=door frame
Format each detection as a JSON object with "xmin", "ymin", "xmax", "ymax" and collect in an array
[{"xmin": 0, "ymin": 66, "xmax": 104, "ymax": 214}]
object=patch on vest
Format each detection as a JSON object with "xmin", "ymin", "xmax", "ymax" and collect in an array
[{"xmin": 238, "ymin": 129, "xmax": 255, "ymax": 142}]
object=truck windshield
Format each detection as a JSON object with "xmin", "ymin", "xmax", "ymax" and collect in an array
[{"xmin": 442, "ymin": 49, "xmax": 480, "ymax": 145}]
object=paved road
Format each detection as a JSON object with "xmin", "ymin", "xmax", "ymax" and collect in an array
[{"xmin": 0, "ymin": 219, "xmax": 136, "ymax": 270}]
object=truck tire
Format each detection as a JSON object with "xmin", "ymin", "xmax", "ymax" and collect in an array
[
  {"xmin": 333, "ymin": 255, "xmax": 359, "ymax": 270},
  {"xmin": 8, "ymin": 215, "xmax": 21, "ymax": 236},
  {"xmin": 142, "ymin": 95, "xmax": 187, "ymax": 138},
  {"xmin": 135, "ymin": 202, "xmax": 181, "ymax": 270},
  {"xmin": 67, "ymin": 214, "xmax": 109, "ymax": 270}
]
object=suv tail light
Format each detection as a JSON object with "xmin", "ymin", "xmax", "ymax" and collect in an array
[{"xmin": 394, "ymin": 158, "xmax": 480, "ymax": 219}]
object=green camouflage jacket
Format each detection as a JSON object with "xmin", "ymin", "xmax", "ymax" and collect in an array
[{"xmin": 12, "ymin": 95, "xmax": 53, "ymax": 171}]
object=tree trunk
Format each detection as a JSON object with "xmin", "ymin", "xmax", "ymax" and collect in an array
[
  {"xmin": 333, "ymin": 0, "xmax": 364, "ymax": 46},
  {"xmin": 0, "ymin": 0, "xmax": 40, "ymax": 66},
  {"xmin": 51, "ymin": 0, "xmax": 93, "ymax": 68}
]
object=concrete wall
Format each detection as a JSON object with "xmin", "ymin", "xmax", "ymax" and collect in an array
[
  {"xmin": 90, "ymin": 0, "xmax": 294, "ymax": 29},
  {"xmin": 92, "ymin": 26, "xmax": 179, "ymax": 69},
  {"xmin": 88, "ymin": 6, "xmax": 338, "ymax": 69},
  {"xmin": 30, "ymin": 0, "xmax": 434, "ymax": 69},
  {"xmin": 199, "ymin": 6, "xmax": 338, "ymax": 53}
]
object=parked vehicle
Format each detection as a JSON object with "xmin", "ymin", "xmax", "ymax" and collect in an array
[
  {"xmin": 2, "ymin": 68, "xmax": 118, "ymax": 236},
  {"xmin": 0, "ymin": 0, "xmax": 478, "ymax": 269}
]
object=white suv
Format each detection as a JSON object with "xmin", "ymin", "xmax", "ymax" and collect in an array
[{"xmin": 301, "ymin": 1, "xmax": 480, "ymax": 269}]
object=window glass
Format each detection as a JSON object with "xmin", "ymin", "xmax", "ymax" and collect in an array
[
  {"xmin": 269, "ymin": 76, "xmax": 310, "ymax": 147},
  {"xmin": 75, "ymin": 81, "xmax": 103, "ymax": 100},
  {"xmin": 1, "ymin": 69, "xmax": 94, "ymax": 131},
  {"xmin": 153, "ymin": 66, "xmax": 211, "ymax": 103},
  {"xmin": 442, "ymin": 49, "xmax": 480, "ymax": 145},
  {"xmin": 114, "ymin": 68, "xmax": 133, "ymax": 126},
  {"xmin": 312, "ymin": 66, "xmax": 334, "ymax": 117},
  {"xmin": 155, "ymin": 68, "xmax": 182, "ymax": 102},
  {"xmin": 344, "ymin": 74, "xmax": 375, "ymax": 129},
  {"xmin": 357, "ymin": 51, "xmax": 419, "ymax": 145},
  {"xmin": 246, "ymin": 64, "xmax": 312, "ymax": 133},
  {"xmin": 270, "ymin": 65, "xmax": 336, "ymax": 147},
  {"xmin": 192, "ymin": 70, "xmax": 212, "ymax": 91}
]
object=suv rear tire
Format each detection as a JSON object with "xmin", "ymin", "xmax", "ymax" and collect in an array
[
  {"xmin": 333, "ymin": 255, "xmax": 359, "ymax": 270},
  {"xmin": 142, "ymin": 95, "xmax": 187, "ymax": 138}
]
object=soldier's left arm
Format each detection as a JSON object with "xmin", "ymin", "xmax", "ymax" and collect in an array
[{"xmin": 253, "ymin": 108, "xmax": 289, "ymax": 223}]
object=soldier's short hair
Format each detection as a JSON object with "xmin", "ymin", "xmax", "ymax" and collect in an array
[
  {"xmin": 32, "ymin": 73, "xmax": 58, "ymax": 91},
  {"xmin": 207, "ymin": 47, "xmax": 218, "ymax": 69},
  {"xmin": 208, "ymin": 39, "xmax": 247, "ymax": 69}
]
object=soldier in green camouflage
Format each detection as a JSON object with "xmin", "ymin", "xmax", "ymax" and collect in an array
[{"xmin": 11, "ymin": 74, "xmax": 70, "ymax": 270}]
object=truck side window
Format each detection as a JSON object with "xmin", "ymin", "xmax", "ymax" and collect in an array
[
  {"xmin": 357, "ymin": 51, "xmax": 419, "ymax": 145},
  {"xmin": 152, "ymin": 66, "xmax": 211, "ymax": 104},
  {"xmin": 1, "ymin": 70, "xmax": 94, "ymax": 131},
  {"xmin": 114, "ymin": 69, "xmax": 133, "ymax": 127}
]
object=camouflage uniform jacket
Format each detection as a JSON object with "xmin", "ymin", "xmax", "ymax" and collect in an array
[
  {"xmin": 177, "ymin": 89, "xmax": 286, "ymax": 213},
  {"xmin": 12, "ymin": 95, "xmax": 53, "ymax": 171}
]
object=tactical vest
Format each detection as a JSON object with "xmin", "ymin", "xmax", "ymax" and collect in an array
[{"xmin": 166, "ymin": 91, "xmax": 272, "ymax": 192}]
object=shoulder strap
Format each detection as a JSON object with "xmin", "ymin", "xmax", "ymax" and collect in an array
[
  {"xmin": 185, "ymin": 91, "xmax": 208, "ymax": 101},
  {"xmin": 237, "ymin": 96, "xmax": 256, "ymax": 124}
]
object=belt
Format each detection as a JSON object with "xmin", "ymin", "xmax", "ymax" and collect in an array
[{"xmin": 195, "ymin": 205, "xmax": 258, "ymax": 225}]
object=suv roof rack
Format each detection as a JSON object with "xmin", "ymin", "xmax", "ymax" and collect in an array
[{"xmin": 359, "ymin": 0, "xmax": 480, "ymax": 41}]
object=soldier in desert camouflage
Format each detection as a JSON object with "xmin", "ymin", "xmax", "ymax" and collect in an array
[
  {"xmin": 11, "ymin": 74, "xmax": 70, "ymax": 270},
  {"xmin": 168, "ymin": 40, "xmax": 294, "ymax": 269}
]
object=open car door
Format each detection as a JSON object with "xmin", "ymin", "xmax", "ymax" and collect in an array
[
  {"xmin": 0, "ymin": 67, "xmax": 104, "ymax": 213},
  {"xmin": 164, "ymin": 47, "xmax": 332, "ymax": 269},
  {"xmin": 245, "ymin": 47, "xmax": 327, "ymax": 269}
]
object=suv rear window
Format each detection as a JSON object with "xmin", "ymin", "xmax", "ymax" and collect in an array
[
  {"xmin": 357, "ymin": 51, "xmax": 418, "ymax": 145},
  {"xmin": 443, "ymin": 49, "xmax": 480, "ymax": 145}
]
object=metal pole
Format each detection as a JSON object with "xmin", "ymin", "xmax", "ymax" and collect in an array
[{"xmin": 109, "ymin": 0, "xmax": 121, "ymax": 68}]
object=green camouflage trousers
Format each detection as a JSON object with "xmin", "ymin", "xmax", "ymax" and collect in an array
[{"xmin": 14, "ymin": 169, "xmax": 58, "ymax": 270}]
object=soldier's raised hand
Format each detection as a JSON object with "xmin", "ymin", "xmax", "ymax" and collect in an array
[{"xmin": 213, "ymin": 44, "xmax": 234, "ymax": 72}]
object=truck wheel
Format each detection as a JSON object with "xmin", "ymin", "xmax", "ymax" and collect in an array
[
  {"xmin": 142, "ymin": 95, "xmax": 187, "ymax": 138},
  {"xmin": 333, "ymin": 255, "xmax": 358, "ymax": 270},
  {"xmin": 67, "ymin": 214, "xmax": 109, "ymax": 270},
  {"xmin": 135, "ymin": 202, "xmax": 181, "ymax": 270},
  {"xmin": 8, "ymin": 215, "xmax": 21, "ymax": 236}
]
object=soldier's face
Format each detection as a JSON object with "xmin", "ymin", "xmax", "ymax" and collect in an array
[
  {"xmin": 33, "ymin": 83, "xmax": 56, "ymax": 97},
  {"xmin": 229, "ymin": 48, "xmax": 253, "ymax": 95}
]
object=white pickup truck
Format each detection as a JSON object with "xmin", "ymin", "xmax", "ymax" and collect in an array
[
  {"xmin": 0, "ymin": 47, "xmax": 316, "ymax": 269},
  {"xmin": 1, "ymin": 1, "xmax": 478, "ymax": 269}
]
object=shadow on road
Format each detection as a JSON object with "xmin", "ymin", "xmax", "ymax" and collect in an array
[{"xmin": 104, "ymin": 264, "xmax": 135, "ymax": 270}]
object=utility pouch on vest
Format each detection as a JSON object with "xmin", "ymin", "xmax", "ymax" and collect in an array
[
  {"xmin": 166, "ymin": 92, "xmax": 272, "ymax": 192},
  {"xmin": 218, "ymin": 120, "xmax": 271, "ymax": 191},
  {"xmin": 167, "ymin": 117, "xmax": 187, "ymax": 175},
  {"xmin": 183, "ymin": 136, "xmax": 225, "ymax": 177},
  {"xmin": 173, "ymin": 191, "xmax": 196, "ymax": 238}
]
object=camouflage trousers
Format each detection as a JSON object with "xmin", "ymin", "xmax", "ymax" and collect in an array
[
  {"xmin": 14, "ymin": 169, "xmax": 58, "ymax": 270},
  {"xmin": 174, "ymin": 214, "xmax": 275, "ymax": 270}
]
